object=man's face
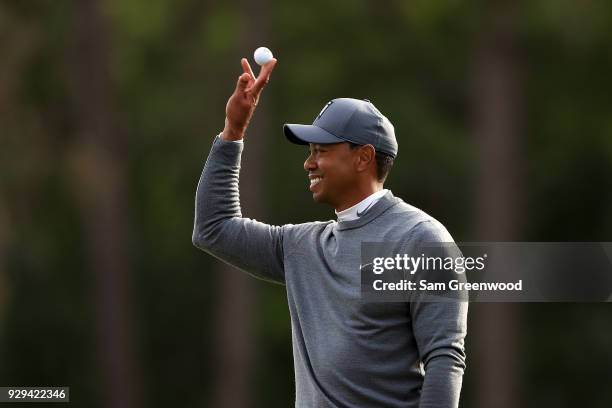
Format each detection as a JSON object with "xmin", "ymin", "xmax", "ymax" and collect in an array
[{"xmin": 303, "ymin": 142, "xmax": 360, "ymax": 207}]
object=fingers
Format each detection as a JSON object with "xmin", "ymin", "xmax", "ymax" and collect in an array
[
  {"xmin": 235, "ymin": 72, "xmax": 251, "ymax": 93},
  {"xmin": 241, "ymin": 58, "xmax": 255, "ymax": 79},
  {"xmin": 246, "ymin": 58, "xmax": 277, "ymax": 95}
]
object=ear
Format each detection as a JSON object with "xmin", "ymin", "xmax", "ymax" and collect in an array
[{"xmin": 355, "ymin": 144, "xmax": 376, "ymax": 172}]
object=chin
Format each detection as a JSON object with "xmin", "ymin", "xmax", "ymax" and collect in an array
[
  {"xmin": 311, "ymin": 191, "xmax": 327, "ymax": 204},
  {"xmin": 312, "ymin": 192, "xmax": 336, "ymax": 208}
]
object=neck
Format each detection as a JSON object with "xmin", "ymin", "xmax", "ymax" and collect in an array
[{"xmin": 334, "ymin": 182, "xmax": 384, "ymax": 212}]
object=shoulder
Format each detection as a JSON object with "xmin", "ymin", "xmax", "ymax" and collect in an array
[
  {"xmin": 383, "ymin": 197, "xmax": 455, "ymax": 243},
  {"xmin": 408, "ymin": 218, "xmax": 455, "ymax": 244}
]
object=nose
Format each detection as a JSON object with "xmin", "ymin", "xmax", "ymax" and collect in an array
[{"xmin": 304, "ymin": 153, "xmax": 316, "ymax": 172}]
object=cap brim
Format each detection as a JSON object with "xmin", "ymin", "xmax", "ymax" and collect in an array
[{"xmin": 283, "ymin": 124, "xmax": 346, "ymax": 145}]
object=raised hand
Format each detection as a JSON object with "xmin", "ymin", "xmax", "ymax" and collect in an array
[{"xmin": 222, "ymin": 57, "xmax": 278, "ymax": 141}]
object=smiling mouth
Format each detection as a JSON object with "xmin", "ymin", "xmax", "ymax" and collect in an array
[{"xmin": 309, "ymin": 176, "xmax": 322, "ymax": 188}]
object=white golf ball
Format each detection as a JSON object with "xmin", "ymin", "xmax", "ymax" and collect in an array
[{"xmin": 254, "ymin": 47, "xmax": 274, "ymax": 66}]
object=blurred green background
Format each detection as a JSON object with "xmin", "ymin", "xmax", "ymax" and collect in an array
[{"xmin": 1, "ymin": 0, "xmax": 612, "ymax": 407}]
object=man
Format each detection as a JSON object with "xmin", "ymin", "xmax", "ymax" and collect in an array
[{"xmin": 192, "ymin": 57, "xmax": 468, "ymax": 407}]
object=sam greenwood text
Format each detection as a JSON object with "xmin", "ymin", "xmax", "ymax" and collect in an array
[
  {"xmin": 373, "ymin": 279, "xmax": 523, "ymax": 292},
  {"xmin": 368, "ymin": 253, "xmax": 522, "ymax": 293}
]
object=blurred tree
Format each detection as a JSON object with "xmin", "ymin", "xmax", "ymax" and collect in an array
[
  {"xmin": 0, "ymin": 198, "xmax": 8, "ymax": 326},
  {"xmin": 69, "ymin": 0, "xmax": 143, "ymax": 407},
  {"xmin": 470, "ymin": 0, "xmax": 523, "ymax": 407},
  {"xmin": 0, "ymin": 1, "xmax": 43, "ymax": 383}
]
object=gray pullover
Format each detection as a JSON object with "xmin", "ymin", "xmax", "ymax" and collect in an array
[{"xmin": 192, "ymin": 135, "xmax": 468, "ymax": 407}]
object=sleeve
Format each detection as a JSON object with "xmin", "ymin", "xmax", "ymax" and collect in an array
[
  {"xmin": 407, "ymin": 220, "xmax": 468, "ymax": 408},
  {"xmin": 192, "ymin": 134, "xmax": 287, "ymax": 284}
]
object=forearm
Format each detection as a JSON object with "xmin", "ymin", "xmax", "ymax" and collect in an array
[
  {"xmin": 192, "ymin": 133, "xmax": 244, "ymax": 247},
  {"xmin": 419, "ymin": 354, "xmax": 465, "ymax": 408},
  {"xmin": 192, "ymin": 133, "xmax": 286, "ymax": 283}
]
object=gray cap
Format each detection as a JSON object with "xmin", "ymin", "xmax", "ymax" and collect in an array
[{"xmin": 283, "ymin": 98, "xmax": 398, "ymax": 158}]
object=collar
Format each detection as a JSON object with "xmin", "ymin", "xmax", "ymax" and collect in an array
[{"xmin": 335, "ymin": 189, "xmax": 389, "ymax": 222}]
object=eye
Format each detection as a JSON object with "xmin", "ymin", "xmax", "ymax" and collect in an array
[{"xmin": 308, "ymin": 146, "xmax": 326, "ymax": 155}]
